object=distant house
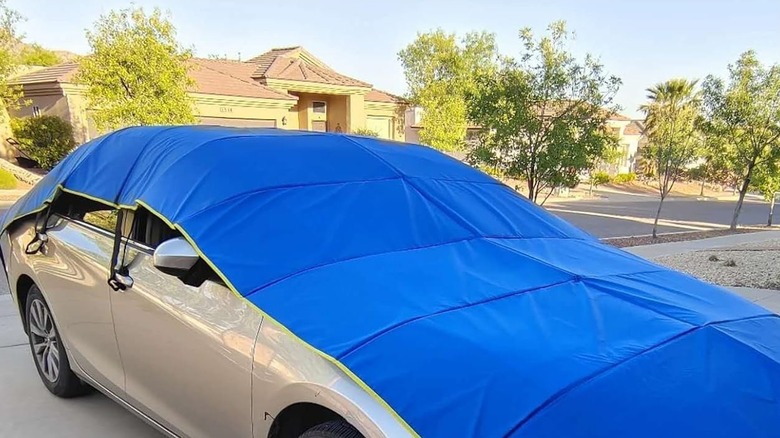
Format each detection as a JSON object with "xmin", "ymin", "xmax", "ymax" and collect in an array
[
  {"xmin": 606, "ymin": 115, "xmax": 645, "ymax": 174},
  {"xmin": 9, "ymin": 46, "xmax": 407, "ymax": 149},
  {"xmin": 406, "ymin": 106, "xmax": 646, "ymax": 174}
]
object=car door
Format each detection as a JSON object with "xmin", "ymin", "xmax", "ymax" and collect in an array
[
  {"xmin": 28, "ymin": 193, "xmax": 125, "ymax": 395},
  {"xmin": 109, "ymin": 207, "xmax": 263, "ymax": 438}
]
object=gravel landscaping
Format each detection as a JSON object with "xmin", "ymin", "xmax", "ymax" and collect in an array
[{"xmin": 654, "ymin": 238, "xmax": 780, "ymax": 290}]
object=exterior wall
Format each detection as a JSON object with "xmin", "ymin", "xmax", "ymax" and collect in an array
[
  {"xmin": 192, "ymin": 93, "xmax": 294, "ymax": 130},
  {"xmin": 404, "ymin": 107, "xmax": 424, "ymax": 144},
  {"xmin": 327, "ymin": 95, "xmax": 348, "ymax": 133},
  {"xmin": 285, "ymin": 105, "xmax": 300, "ymax": 129},
  {"xmin": 11, "ymin": 91, "xmax": 71, "ymax": 121},
  {"xmin": 365, "ymin": 101, "xmax": 405, "ymax": 141},
  {"xmin": 619, "ymin": 134, "xmax": 642, "ymax": 173},
  {"xmin": 62, "ymin": 87, "xmax": 95, "ymax": 144},
  {"xmin": 11, "ymin": 78, "xmax": 407, "ymax": 152},
  {"xmin": 6, "ymin": 85, "xmax": 76, "ymax": 158},
  {"xmin": 295, "ymin": 94, "xmax": 312, "ymax": 130},
  {"xmin": 606, "ymin": 119, "xmax": 634, "ymax": 174},
  {"xmin": 347, "ymin": 94, "xmax": 366, "ymax": 132}
]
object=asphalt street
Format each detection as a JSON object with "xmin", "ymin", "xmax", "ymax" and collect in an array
[{"xmin": 546, "ymin": 191, "xmax": 772, "ymax": 238}]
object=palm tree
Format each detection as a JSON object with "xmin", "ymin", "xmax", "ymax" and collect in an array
[
  {"xmin": 640, "ymin": 79, "xmax": 701, "ymax": 132},
  {"xmin": 640, "ymin": 78, "xmax": 702, "ymax": 238}
]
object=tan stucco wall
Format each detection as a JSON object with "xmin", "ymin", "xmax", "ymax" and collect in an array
[
  {"xmin": 347, "ymin": 94, "xmax": 366, "ymax": 132},
  {"xmin": 193, "ymin": 94, "xmax": 293, "ymax": 128},
  {"xmin": 295, "ymin": 94, "xmax": 311, "ymax": 130},
  {"xmin": 285, "ymin": 106, "xmax": 300, "ymax": 129},
  {"xmin": 12, "ymin": 94, "xmax": 70, "ymax": 121},
  {"xmin": 325, "ymin": 95, "xmax": 346, "ymax": 133},
  {"xmin": 6, "ymin": 85, "xmax": 76, "ymax": 158},
  {"xmin": 365, "ymin": 102, "xmax": 405, "ymax": 141},
  {"xmin": 12, "ymin": 82, "xmax": 407, "ymax": 150}
]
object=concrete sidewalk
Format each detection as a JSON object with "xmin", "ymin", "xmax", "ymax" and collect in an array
[{"xmin": 624, "ymin": 230, "xmax": 780, "ymax": 259}]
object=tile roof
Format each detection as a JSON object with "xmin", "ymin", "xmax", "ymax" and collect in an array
[
  {"xmin": 608, "ymin": 112, "xmax": 632, "ymax": 121},
  {"xmin": 12, "ymin": 48, "xmax": 400, "ymax": 103},
  {"xmin": 189, "ymin": 59, "xmax": 296, "ymax": 100},
  {"xmin": 247, "ymin": 46, "xmax": 371, "ymax": 88},
  {"xmin": 624, "ymin": 120, "xmax": 645, "ymax": 135},
  {"xmin": 11, "ymin": 62, "xmax": 78, "ymax": 85},
  {"xmin": 11, "ymin": 59, "xmax": 297, "ymax": 101},
  {"xmin": 246, "ymin": 46, "xmax": 307, "ymax": 76},
  {"xmin": 365, "ymin": 89, "xmax": 405, "ymax": 103}
]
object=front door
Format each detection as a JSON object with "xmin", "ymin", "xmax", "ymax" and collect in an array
[
  {"xmin": 109, "ymin": 207, "xmax": 263, "ymax": 438},
  {"xmin": 31, "ymin": 194, "xmax": 125, "ymax": 395},
  {"xmin": 311, "ymin": 120, "xmax": 327, "ymax": 132}
]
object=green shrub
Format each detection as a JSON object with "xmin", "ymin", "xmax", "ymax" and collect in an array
[
  {"xmin": 353, "ymin": 128, "xmax": 380, "ymax": 137},
  {"xmin": 10, "ymin": 116, "xmax": 76, "ymax": 170},
  {"xmin": 0, "ymin": 168, "xmax": 17, "ymax": 189},
  {"xmin": 613, "ymin": 172, "xmax": 637, "ymax": 183},
  {"xmin": 591, "ymin": 171, "xmax": 611, "ymax": 186}
]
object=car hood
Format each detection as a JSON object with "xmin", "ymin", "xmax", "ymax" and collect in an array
[{"xmin": 3, "ymin": 126, "xmax": 779, "ymax": 438}]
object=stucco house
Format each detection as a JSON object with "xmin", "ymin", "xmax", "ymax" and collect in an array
[
  {"xmin": 606, "ymin": 115, "xmax": 645, "ymax": 174},
  {"xmin": 10, "ymin": 46, "xmax": 406, "ymax": 147}
]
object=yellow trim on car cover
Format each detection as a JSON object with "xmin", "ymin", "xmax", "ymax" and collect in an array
[{"xmin": 6, "ymin": 186, "xmax": 420, "ymax": 438}]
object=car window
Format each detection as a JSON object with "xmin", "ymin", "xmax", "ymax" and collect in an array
[
  {"xmin": 83, "ymin": 210, "xmax": 118, "ymax": 232},
  {"xmin": 53, "ymin": 193, "xmax": 118, "ymax": 233},
  {"xmin": 128, "ymin": 207, "xmax": 179, "ymax": 248}
]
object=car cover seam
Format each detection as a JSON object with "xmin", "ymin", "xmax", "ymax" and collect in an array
[
  {"xmin": 341, "ymin": 136, "xmax": 486, "ymax": 237},
  {"xmin": 337, "ymin": 267, "xmax": 672, "ymax": 361},
  {"xmin": 179, "ymin": 176, "xmax": 509, "ymax": 223},
  {"xmin": 110, "ymin": 126, "xmax": 179, "ymax": 205},
  {"xmin": 241, "ymin": 235, "xmax": 592, "ymax": 300},
  {"xmin": 502, "ymin": 312, "xmax": 775, "ymax": 437},
  {"xmin": 178, "ymin": 176, "xmax": 403, "ymax": 222}
]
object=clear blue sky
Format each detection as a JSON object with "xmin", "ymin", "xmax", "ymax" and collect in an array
[{"xmin": 11, "ymin": 0, "xmax": 780, "ymax": 118}]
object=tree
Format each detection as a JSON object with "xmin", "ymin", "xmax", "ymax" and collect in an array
[
  {"xmin": 19, "ymin": 43, "xmax": 60, "ymax": 66},
  {"xmin": 466, "ymin": 21, "xmax": 621, "ymax": 204},
  {"xmin": 11, "ymin": 115, "xmax": 76, "ymax": 170},
  {"xmin": 76, "ymin": 6, "xmax": 195, "ymax": 132},
  {"xmin": 702, "ymin": 51, "xmax": 780, "ymax": 230},
  {"xmin": 0, "ymin": 0, "xmax": 23, "ymax": 118},
  {"xmin": 398, "ymin": 30, "xmax": 497, "ymax": 151},
  {"xmin": 750, "ymin": 161, "xmax": 780, "ymax": 226},
  {"xmin": 640, "ymin": 79, "xmax": 702, "ymax": 238},
  {"xmin": 588, "ymin": 140, "xmax": 622, "ymax": 196}
]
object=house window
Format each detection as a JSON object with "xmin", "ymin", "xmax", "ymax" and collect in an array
[
  {"xmin": 312, "ymin": 101, "xmax": 326, "ymax": 114},
  {"xmin": 32, "ymin": 106, "xmax": 41, "ymax": 117}
]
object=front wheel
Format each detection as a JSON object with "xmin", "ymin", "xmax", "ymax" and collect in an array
[
  {"xmin": 26, "ymin": 284, "xmax": 89, "ymax": 398},
  {"xmin": 299, "ymin": 420, "xmax": 364, "ymax": 438}
]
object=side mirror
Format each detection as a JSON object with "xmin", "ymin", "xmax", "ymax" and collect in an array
[{"xmin": 153, "ymin": 237, "xmax": 199, "ymax": 275}]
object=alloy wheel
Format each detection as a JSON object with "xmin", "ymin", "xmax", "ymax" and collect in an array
[{"xmin": 28, "ymin": 298, "xmax": 60, "ymax": 382}]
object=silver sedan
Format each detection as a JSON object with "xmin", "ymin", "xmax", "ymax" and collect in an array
[{"xmin": 1, "ymin": 195, "xmax": 410, "ymax": 438}]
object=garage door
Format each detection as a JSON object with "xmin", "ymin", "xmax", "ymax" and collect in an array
[
  {"xmin": 366, "ymin": 116, "xmax": 392, "ymax": 139},
  {"xmin": 198, "ymin": 117, "xmax": 277, "ymax": 128}
]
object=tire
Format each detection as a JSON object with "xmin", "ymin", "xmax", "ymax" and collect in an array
[
  {"xmin": 25, "ymin": 284, "xmax": 89, "ymax": 398},
  {"xmin": 299, "ymin": 420, "xmax": 364, "ymax": 438}
]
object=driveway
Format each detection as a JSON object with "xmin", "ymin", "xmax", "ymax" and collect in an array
[{"xmin": 0, "ymin": 290, "xmax": 161, "ymax": 437}]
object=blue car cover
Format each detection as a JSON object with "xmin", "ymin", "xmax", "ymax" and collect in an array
[{"xmin": 3, "ymin": 126, "xmax": 779, "ymax": 438}]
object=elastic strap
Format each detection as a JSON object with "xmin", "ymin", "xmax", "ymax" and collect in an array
[{"xmin": 107, "ymin": 209, "xmax": 126, "ymax": 290}]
